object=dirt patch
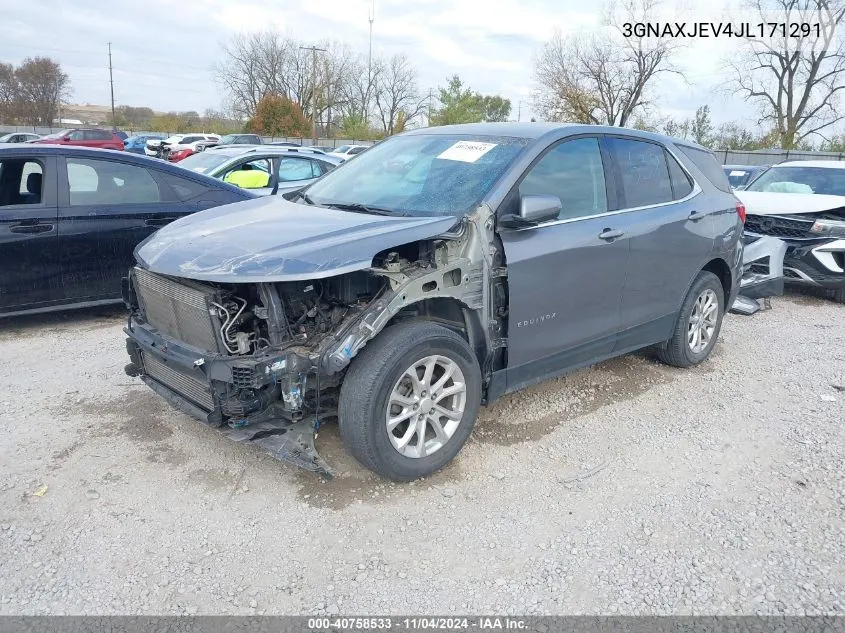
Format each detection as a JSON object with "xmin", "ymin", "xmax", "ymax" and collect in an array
[
  {"xmin": 475, "ymin": 354, "xmax": 674, "ymax": 446},
  {"xmin": 186, "ymin": 468, "xmax": 239, "ymax": 493},
  {"xmin": 56, "ymin": 390, "xmax": 173, "ymax": 442},
  {"xmin": 296, "ymin": 423, "xmax": 464, "ymax": 510},
  {"xmin": 0, "ymin": 306, "xmax": 125, "ymax": 340}
]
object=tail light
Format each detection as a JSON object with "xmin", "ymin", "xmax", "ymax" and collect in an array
[
  {"xmin": 735, "ymin": 201, "xmax": 746, "ymax": 223},
  {"xmin": 169, "ymin": 149, "xmax": 192, "ymax": 162}
]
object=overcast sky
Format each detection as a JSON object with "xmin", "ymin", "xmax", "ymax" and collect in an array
[{"xmin": 1, "ymin": 0, "xmax": 758, "ymax": 127}]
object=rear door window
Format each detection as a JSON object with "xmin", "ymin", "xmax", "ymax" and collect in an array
[
  {"xmin": 606, "ymin": 137, "xmax": 673, "ymax": 208},
  {"xmin": 0, "ymin": 159, "xmax": 44, "ymax": 206},
  {"xmin": 66, "ymin": 158, "xmax": 162, "ymax": 205},
  {"xmin": 278, "ymin": 157, "xmax": 316, "ymax": 182}
]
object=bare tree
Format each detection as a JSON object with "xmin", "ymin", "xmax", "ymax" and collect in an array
[
  {"xmin": 534, "ymin": 0, "xmax": 684, "ymax": 126},
  {"xmin": 216, "ymin": 31, "xmax": 355, "ymax": 134},
  {"xmin": 374, "ymin": 54, "xmax": 425, "ymax": 134},
  {"xmin": 730, "ymin": 0, "xmax": 845, "ymax": 148},
  {"xmin": 0, "ymin": 62, "xmax": 17, "ymax": 123},
  {"xmin": 337, "ymin": 54, "xmax": 381, "ymax": 123},
  {"xmin": 15, "ymin": 57, "xmax": 70, "ymax": 126}
]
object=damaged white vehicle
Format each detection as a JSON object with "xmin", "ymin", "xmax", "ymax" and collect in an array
[{"xmin": 736, "ymin": 160, "xmax": 845, "ymax": 304}]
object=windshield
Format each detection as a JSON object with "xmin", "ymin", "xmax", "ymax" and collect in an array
[
  {"xmin": 334, "ymin": 145, "xmax": 351, "ymax": 153},
  {"xmin": 0, "ymin": 134, "xmax": 12, "ymax": 142},
  {"xmin": 305, "ymin": 134, "xmax": 528, "ymax": 217},
  {"xmin": 41, "ymin": 129, "xmax": 71, "ymax": 140},
  {"xmin": 218, "ymin": 135, "xmax": 237, "ymax": 144},
  {"xmin": 725, "ymin": 168, "xmax": 754, "ymax": 189},
  {"xmin": 745, "ymin": 166, "xmax": 845, "ymax": 196},
  {"xmin": 176, "ymin": 151, "xmax": 234, "ymax": 174}
]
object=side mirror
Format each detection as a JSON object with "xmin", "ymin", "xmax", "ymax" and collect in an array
[
  {"xmin": 63, "ymin": 135, "xmax": 72, "ymax": 141},
  {"xmin": 499, "ymin": 194, "xmax": 562, "ymax": 228}
]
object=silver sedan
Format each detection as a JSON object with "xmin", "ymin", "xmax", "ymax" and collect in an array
[{"xmin": 175, "ymin": 146, "xmax": 344, "ymax": 195}]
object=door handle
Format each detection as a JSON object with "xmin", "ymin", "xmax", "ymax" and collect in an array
[
  {"xmin": 10, "ymin": 222, "xmax": 53, "ymax": 234},
  {"xmin": 688, "ymin": 211, "xmax": 707, "ymax": 221},
  {"xmin": 598, "ymin": 228, "xmax": 624, "ymax": 241}
]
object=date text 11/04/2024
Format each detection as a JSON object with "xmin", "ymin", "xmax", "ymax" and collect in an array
[
  {"xmin": 307, "ymin": 618, "xmax": 527, "ymax": 630},
  {"xmin": 623, "ymin": 22, "xmax": 823, "ymax": 38}
]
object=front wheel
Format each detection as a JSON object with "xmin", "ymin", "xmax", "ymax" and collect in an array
[
  {"xmin": 656, "ymin": 271, "xmax": 725, "ymax": 368},
  {"xmin": 828, "ymin": 288, "xmax": 845, "ymax": 304},
  {"xmin": 338, "ymin": 321, "xmax": 482, "ymax": 481}
]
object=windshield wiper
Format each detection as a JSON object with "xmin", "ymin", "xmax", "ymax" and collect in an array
[
  {"xmin": 296, "ymin": 191, "xmax": 316, "ymax": 205},
  {"xmin": 323, "ymin": 202, "xmax": 406, "ymax": 216}
]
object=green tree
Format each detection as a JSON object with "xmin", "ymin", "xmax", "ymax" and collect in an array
[
  {"xmin": 249, "ymin": 93, "xmax": 310, "ymax": 137},
  {"xmin": 709, "ymin": 122, "xmax": 761, "ymax": 150},
  {"xmin": 689, "ymin": 105, "xmax": 713, "ymax": 146},
  {"xmin": 430, "ymin": 75, "xmax": 511, "ymax": 125},
  {"xmin": 481, "ymin": 95, "xmax": 511, "ymax": 122}
]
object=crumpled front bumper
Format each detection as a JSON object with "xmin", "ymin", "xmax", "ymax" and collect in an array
[
  {"xmin": 739, "ymin": 236, "xmax": 788, "ymax": 299},
  {"xmin": 124, "ymin": 321, "xmax": 334, "ymax": 477}
]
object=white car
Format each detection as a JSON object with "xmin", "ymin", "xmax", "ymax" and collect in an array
[
  {"xmin": 735, "ymin": 160, "xmax": 845, "ymax": 303},
  {"xmin": 327, "ymin": 144, "xmax": 369, "ymax": 161},
  {"xmin": 0, "ymin": 132, "xmax": 41, "ymax": 143},
  {"xmin": 145, "ymin": 133, "xmax": 220, "ymax": 156}
]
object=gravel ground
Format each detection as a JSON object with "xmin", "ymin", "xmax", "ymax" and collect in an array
[{"xmin": 0, "ymin": 292, "xmax": 843, "ymax": 616}]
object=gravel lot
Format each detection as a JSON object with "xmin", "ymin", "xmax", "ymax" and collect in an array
[{"xmin": 0, "ymin": 293, "xmax": 843, "ymax": 616}]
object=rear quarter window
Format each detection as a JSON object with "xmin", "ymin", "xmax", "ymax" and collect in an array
[
  {"xmin": 160, "ymin": 172, "xmax": 212, "ymax": 201},
  {"xmin": 678, "ymin": 145, "xmax": 732, "ymax": 192}
]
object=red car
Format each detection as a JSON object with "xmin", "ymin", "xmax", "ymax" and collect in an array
[
  {"xmin": 31, "ymin": 128, "xmax": 124, "ymax": 150},
  {"xmin": 167, "ymin": 148, "xmax": 196, "ymax": 162}
]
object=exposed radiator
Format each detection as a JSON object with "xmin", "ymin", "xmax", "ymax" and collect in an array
[
  {"xmin": 141, "ymin": 351, "xmax": 215, "ymax": 411},
  {"xmin": 132, "ymin": 267, "xmax": 221, "ymax": 351}
]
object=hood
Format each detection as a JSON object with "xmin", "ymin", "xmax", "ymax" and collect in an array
[
  {"xmin": 135, "ymin": 196, "xmax": 460, "ymax": 283},
  {"xmin": 736, "ymin": 190, "xmax": 845, "ymax": 216}
]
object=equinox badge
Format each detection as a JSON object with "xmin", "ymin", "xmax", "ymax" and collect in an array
[{"xmin": 516, "ymin": 312, "xmax": 558, "ymax": 328}]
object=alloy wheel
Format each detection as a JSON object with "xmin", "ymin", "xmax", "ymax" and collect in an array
[
  {"xmin": 688, "ymin": 288, "xmax": 719, "ymax": 354},
  {"xmin": 385, "ymin": 355, "xmax": 467, "ymax": 458}
]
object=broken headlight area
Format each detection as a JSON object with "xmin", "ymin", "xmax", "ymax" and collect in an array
[{"xmin": 124, "ymin": 266, "xmax": 391, "ymax": 477}]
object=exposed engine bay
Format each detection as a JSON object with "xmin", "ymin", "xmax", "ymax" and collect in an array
[{"xmin": 123, "ymin": 208, "xmax": 503, "ymax": 477}]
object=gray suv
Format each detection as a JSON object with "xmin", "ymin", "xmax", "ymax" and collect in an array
[{"xmin": 122, "ymin": 123, "xmax": 743, "ymax": 481}]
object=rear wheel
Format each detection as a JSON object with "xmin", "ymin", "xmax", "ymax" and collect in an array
[
  {"xmin": 657, "ymin": 271, "xmax": 725, "ymax": 368},
  {"xmin": 339, "ymin": 321, "xmax": 482, "ymax": 481}
]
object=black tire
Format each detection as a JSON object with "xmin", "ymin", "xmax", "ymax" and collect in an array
[
  {"xmin": 656, "ymin": 271, "xmax": 725, "ymax": 368},
  {"xmin": 338, "ymin": 320, "xmax": 482, "ymax": 481},
  {"xmin": 828, "ymin": 288, "xmax": 845, "ymax": 304}
]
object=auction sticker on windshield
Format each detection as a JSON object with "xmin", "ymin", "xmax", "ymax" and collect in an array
[{"xmin": 437, "ymin": 141, "xmax": 497, "ymax": 163}]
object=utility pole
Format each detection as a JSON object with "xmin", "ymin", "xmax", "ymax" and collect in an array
[
  {"xmin": 427, "ymin": 88, "xmax": 433, "ymax": 127},
  {"xmin": 300, "ymin": 45, "xmax": 326, "ymax": 144},
  {"xmin": 517, "ymin": 100, "xmax": 522, "ymax": 122},
  {"xmin": 367, "ymin": 0, "xmax": 375, "ymax": 119},
  {"xmin": 108, "ymin": 42, "xmax": 116, "ymax": 130}
]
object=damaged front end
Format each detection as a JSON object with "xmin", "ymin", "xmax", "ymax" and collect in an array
[
  {"xmin": 731, "ymin": 235, "xmax": 788, "ymax": 315},
  {"xmin": 123, "ymin": 210, "xmax": 498, "ymax": 477}
]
